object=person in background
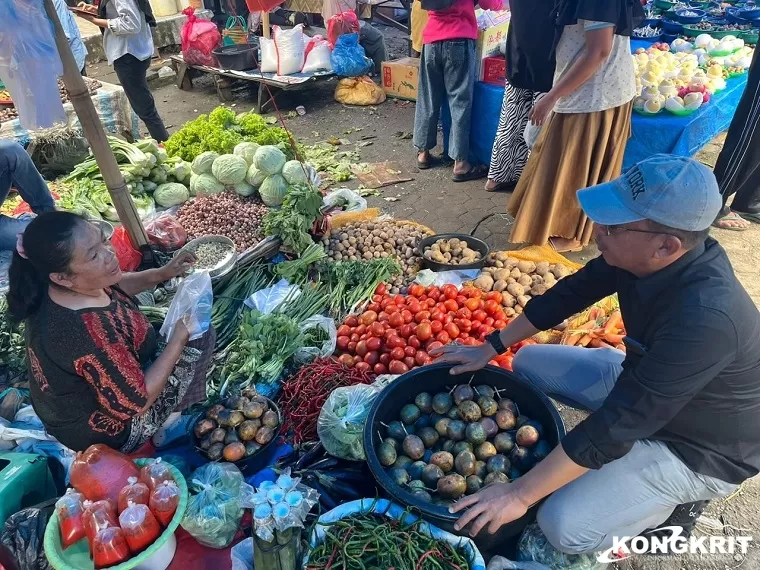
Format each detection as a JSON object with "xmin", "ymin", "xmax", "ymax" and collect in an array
[
  {"xmin": 358, "ymin": 21, "xmax": 388, "ymax": 76},
  {"xmin": 711, "ymin": 46, "xmax": 760, "ymax": 230},
  {"xmin": 484, "ymin": 0, "xmax": 557, "ymax": 193},
  {"xmin": 53, "ymin": 0, "xmax": 88, "ymax": 75},
  {"xmin": 0, "ymin": 141, "xmax": 56, "ymax": 251},
  {"xmin": 413, "ymin": 0, "xmax": 504, "ymax": 182},
  {"xmin": 73, "ymin": 0, "xmax": 170, "ymax": 142},
  {"xmin": 411, "ymin": 0, "xmax": 429, "ymax": 57},
  {"xmin": 507, "ymin": 0, "xmax": 641, "ymax": 252}
]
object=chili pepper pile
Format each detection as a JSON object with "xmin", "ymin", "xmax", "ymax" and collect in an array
[
  {"xmin": 280, "ymin": 358, "xmax": 373, "ymax": 445},
  {"xmin": 306, "ymin": 507, "xmax": 471, "ymax": 570}
]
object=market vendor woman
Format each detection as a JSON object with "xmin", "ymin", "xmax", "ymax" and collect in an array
[
  {"xmin": 432, "ymin": 155, "xmax": 760, "ymax": 556},
  {"xmin": 6, "ymin": 211, "xmax": 214, "ymax": 453}
]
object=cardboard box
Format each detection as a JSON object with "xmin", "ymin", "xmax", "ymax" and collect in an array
[
  {"xmin": 381, "ymin": 57, "xmax": 420, "ymax": 101},
  {"xmin": 482, "ymin": 55, "xmax": 506, "ymax": 86},
  {"xmin": 476, "ymin": 19, "xmax": 510, "ymax": 80}
]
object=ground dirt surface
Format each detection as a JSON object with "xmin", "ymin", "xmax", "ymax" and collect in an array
[{"xmin": 86, "ymin": 28, "xmax": 760, "ymax": 568}]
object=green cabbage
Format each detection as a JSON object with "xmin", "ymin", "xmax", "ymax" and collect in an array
[
  {"xmin": 232, "ymin": 181, "xmax": 256, "ymax": 197},
  {"xmin": 281, "ymin": 160, "xmax": 309, "ymax": 185},
  {"xmin": 259, "ymin": 174, "xmax": 288, "ymax": 207},
  {"xmin": 245, "ymin": 164, "xmax": 266, "ymax": 188},
  {"xmin": 253, "ymin": 145, "xmax": 286, "ymax": 176},
  {"xmin": 189, "ymin": 173, "xmax": 199, "ymax": 196},
  {"xmin": 233, "ymin": 142, "xmax": 260, "ymax": 166},
  {"xmin": 195, "ymin": 173, "xmax": 225, "ymax": 195},
  {"xmin": 154, "ymin": 182, "xmax": 190, "ymax": 207},
  {"xmin": 211, "ymin": 154, "xmax": 248, "ymax": 185},
  {"xmin": 191, "ymin": 151, "xmax": 219, "ymax": 175}
]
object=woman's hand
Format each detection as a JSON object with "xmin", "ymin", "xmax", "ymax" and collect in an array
[
  {"xmin": 429, "ymin": 342, "xmax": 496, "ymax": 375},
  {"xmin": 450, "ymin": 482, "xmax": 531, "ymax": 536},
  {"xmin": 161, "ymin": 250, "xmax": 197, "ymax": 280},
  {"xmin": 529, "ymin": 93, "xmax": 557, "ymax": 126},
  {"xmin": 169, "ymin": 319, "xmax": 191, "ymax": 346},
  {"xmin": 76, "ymin": 2, "xmax": 98, "ymax": 14}
]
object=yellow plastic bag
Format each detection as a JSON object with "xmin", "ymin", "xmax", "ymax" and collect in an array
[{"xmin": 334, "ymin": 76, "xmax": 387, "ymax": 106}]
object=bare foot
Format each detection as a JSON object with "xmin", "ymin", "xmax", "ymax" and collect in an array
[
  {"xmin": 713, "ymin": 211, "xmax": 750, "ymax": 231},
  {"xmin": 453, "ymin": 160, "xmax": 470, "ymax": 176},
  {"xmin": 549, "ymin": 237, "xmax": 582, "ymax": 252}
]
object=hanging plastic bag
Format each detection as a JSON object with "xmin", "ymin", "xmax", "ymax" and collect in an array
[
  {"xmin": 327, "ymin": 10, "xmax": 360, "ymax": 48},
  {"xmin": 159, "ymin": 270, "xmax": 213, "ymax": 341},
  {"xmin": 117, "ymin": 477, "xmax": 150, "ymax": 514},
  {"xmin": 295, "ymin": 315, "xmax": 337, "ymax": 364},
  {"xmin": 119, "ymin": 501, "xmax": 162, "ymax": 554},
  {"xmin": 144, "ymin": 212, "xmax": 188, "ymax": 250},
  {"xmin": 260, "ymin": 37, "xmax": 278, "ymax": 73},
  {"xmin": 149, "ymin": 481, "xmax": 181, "ymax": 528},
  {"xmin": 181, "ymin": 6, "xmax": 222, "ymax": 67},
  {"xmin": 0, "ymin": 503, "xmax": 55, "ymax": 570},
  {"xmin": 302, "ymin": 37, "xmax": 333, "ymax": 73},
  {"xmin": 92, "ymin": 524, "xmax": 130, "ymax": 569},
  {"xmin": 111, "ymin": 226, "xmax": 142, "ymax": 272},
  {"xmin": 139, "ymin": 458, "xmax": 175, "ymax": 491},
  {"xmin": 55, "ymin": 489, "xmax": 86, "ymax": 549},
  {"xmin": 70, "ymin": 445, "xmax": 140, "ymax": 503},
  {"xmin": 334, "ymin": 76, "xmax": 386, "ymax": 105},
  {"xmin": 317, "ymin": 384, "xmax": 381, "ymax": 460},
  {"xmin": 331, "ymin": 34, "xmax": 373, "ymax": 78},
  {"xmin": 273, "ymin": 25, "xmax": 306, "ymax": 76}
]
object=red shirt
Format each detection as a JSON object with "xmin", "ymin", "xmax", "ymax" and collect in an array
[{"xmin": 422, "ymin": 0, "xmax": 504, "ymax": 45}]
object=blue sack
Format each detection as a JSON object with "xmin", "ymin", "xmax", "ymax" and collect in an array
[{"xmin": 330, "ymin": 33, "xmax": 372, "ymax": 77}]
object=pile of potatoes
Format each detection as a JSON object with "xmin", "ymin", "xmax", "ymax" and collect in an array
[
  {"xmin": 423, "ymin": 237, "xmax": 482, "ymax": 266},
  {"xmin": 470, "ymin": 253, "xmax": 574, "ymax": 317}
]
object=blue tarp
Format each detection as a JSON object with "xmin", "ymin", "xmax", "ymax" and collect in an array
[{"xmin": 442, "ymin": 40, "xmax": 749, "ymax": 170}]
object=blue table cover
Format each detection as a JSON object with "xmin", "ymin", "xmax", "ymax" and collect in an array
[{"xmin": 441, "ymin": 40, "xmax": 749, "ymax": 170}]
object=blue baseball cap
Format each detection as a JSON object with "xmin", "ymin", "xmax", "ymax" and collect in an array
[{"xmin": 577, "ymin": 155, "xmax": 722, "ymax": 232}]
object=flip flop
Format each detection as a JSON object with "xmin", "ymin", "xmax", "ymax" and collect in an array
[
  {"xmin": 417, "ymin": 153, "xmax": 439, "ymax": 170},
  {"xmin": 452, "ymin": 165, "xmax": 488, "ymax": 183},
  {"xmin": 737, "ymin": 211, "xmax": 760, "ymax": 224},
  {"xmin": 712, "ymin": 210, "xmax": 751, "ymax": 231},
  {"xmin": 485, "ymin": 181, "xmax": 517, "ymax": 193}
]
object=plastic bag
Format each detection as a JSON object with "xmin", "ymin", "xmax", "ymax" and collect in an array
[
  {"xmin": 70, "ymin": 445, "xmax": 140, "ymax": 503},
  {"xmin": 334, "ymin": 76, "xmax": 386, "ymax": 105},
  {"xmin": 244, "ymin": 279, "xmax": 300, "ymax": 314},
  {"xmin": 139, "ymin": 458, "xmax": 175, "ymax": 491},
  {"xmin": 317, "ymin": 384, "xmax": 381, "ymax": 460},
  {"xmin": 83, "ymin": 500, "xmax": 119, "ymax": 549},
  {"xmin": 331, "ymin": 34, "xmax": 373, "ymax": 77},
  {"xmin": 0, "ymin": 503, "xmax": 54, "ymax": 570},
  {"xmin": 144, "ymin": 213, "xmax": 188, "ymax": 250},
  {"xmin": 230, "ymin": 537, "xmax": 253, "ymax": 570},
  {"xmin": 180, "ymin": 6, "xmax": 221, "ymax": 67},
  {"xmin": 55, "ymin": 489, "xmax": 86, "ymax": 549},
  {"xmin": 92, "ymin": 524, "xmax": 130, "ymax": 569},
  {"xmin": 327, "ymin": 10, "xmax": 360, "ymax": 48},
  {"xmin": 159, "ymin": 271, "xmax": 213, "ymax": 342},
  {"xmin": 0, "ymin": 0, "xmax": 65, "ymax": 130},
  {"xmin": 302, "ymin": 37, "xmax": 333, "ymax": 73},
  {"xmin": 117, "ymin": 477, "xmax": 150, "ymax": 514},
  {"xmin": 119, "ymin": 501, "xmax": 162, "ymax": 554},
  {"xmin": 149, "ymin": 481, "xmax": 181, "ymax": 528},
  {"xmin": 295, "ymin": 315, "xmax": 337, "ymax": 364},
  {"xmin": 273, "ymin": 25, "xmax": 305, "ymax": 75},
  {"xmin": 322, "ymin": 188, "xmax": 367, "ymax": 213},
  {"xmin": 488, "ymin": 556, "xmax": 551, "ymax": 570},
  {"xmin": 523, "ymin": 121, "xmax": 544, "ymax": 150},
  {"xmin": 111, "ymin": 226, "xmax": 142, "ymax": 273},
  {"xmin": 260, "ymin": 37, "xmax": 278, "ymax": 73},
  {"xmin": 181, "ymin": 462, "xmax": 255, "ymax": 549},
  {"xmin": 517, "ymin": 524, "xmax": 606, "ymax": 570}
]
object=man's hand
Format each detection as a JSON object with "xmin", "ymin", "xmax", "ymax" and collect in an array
[
  {"xmin": 429, "ymin": 342, "xmax": 496, "ymax": 375},
  {"xmin": 529, "ymin": 93, "xmax": 557, "ymax": 126},
  {"xmin": 450, "ymin": 482, "xmax": 531, "ymax": 536},
  {"xmin": 161, "ymin": 250, "xmax": 196, "ymax": 280}
]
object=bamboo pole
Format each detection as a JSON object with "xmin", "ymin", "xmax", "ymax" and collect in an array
[
  {"xmin": 262, "ymin": 11, "xmax": 270, "ymax": 38},
  {"xmin": 42, "ymin": 0, "xmax": 149, "ymax": 249}
]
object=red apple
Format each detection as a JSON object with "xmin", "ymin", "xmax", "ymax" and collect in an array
[{"xmin": 703, "ymin": 92, "xmax": 711, "ymax": 103}]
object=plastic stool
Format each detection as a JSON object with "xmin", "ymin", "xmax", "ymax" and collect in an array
[{"xmin": 0, "ymin": 452, "xmax": 57, "ymax": 527}]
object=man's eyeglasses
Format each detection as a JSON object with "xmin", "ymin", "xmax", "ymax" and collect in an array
[{"xmin": 598, "ymin": 224, "xmax": 679, "ymax": 239}]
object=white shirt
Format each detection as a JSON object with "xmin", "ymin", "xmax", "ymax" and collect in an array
[
  {"xmin": 103, "ymin": 0, "xmax": 155, "ymax": 66},
  {"xmin": 553, "ymin": 20, "xmax": 636, "ymax": 114}
]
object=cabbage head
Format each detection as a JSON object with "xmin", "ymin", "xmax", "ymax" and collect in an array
[
  {"xmin": 211, "ymin": 154, "xmax": 248, "ymax": 185},
  {"xmin": 253, "ymin": 145, "xmax": 286, "ymax": 176},
  {"xmin": 259, "ymin": 174, "xmax": 288, "ymax": 207},
  {"xmin": 195, "ymin": 173, "xmax": 225, "ymax": 195},
  {"xmin": 191, "ymin": 151, "xmax": 219, "ymax": 175},
  {"xmin": 245, "ymin": 164, "xmax": 266, "ymax": 188},
  {"xmin": 281, "ymin": 160, "xmax": 308, "ymax": 185},
  {"xmin": 154, "ymin": 182, "xmax": 190, "ymax": 207},
  {"xmin": 233, "ymin": 142, "xmax": 260, "ymax": 166},
  {"xmin": 232, "ymin": 181, "xmax": 256, "ymax": 197},
  {"xmin": 189, "ymin": 173, "xmax": 199, "ymax": 196}
]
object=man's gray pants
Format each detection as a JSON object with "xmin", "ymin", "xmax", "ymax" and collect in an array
[{"xmin": 512, "ymin": 345, "xmax": 738, "ymax": 555}]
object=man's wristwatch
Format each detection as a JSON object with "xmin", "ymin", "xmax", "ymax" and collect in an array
[{"xmin": 485, "ymin": 329, "xmax": 507, "ymax": 355}]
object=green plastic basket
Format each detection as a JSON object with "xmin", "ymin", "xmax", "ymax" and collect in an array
[
  {"xmin": 655, "ymin": 0, "xmax": 676, "ymax": 9},
  {"xmin": 666, "ymin": 106, "xmax": 700, "ymax": 116},
  {"xmin": 684, "ymin": 25, "xmax": 744, "ymax": 39},
  {"xmin": 740, "ymin": 30, "xmax": 759, "ymax": 43},
  {"xmin": 633, "ymin": 107, "xmax": 664, "ymax": 116},
  {"xmin": 44, "ymin": 459, "xmax": 189, "ymax": 570},
  {"xmin": 728, "ymin": 69, "xmax": 749, "ymax": 77}
]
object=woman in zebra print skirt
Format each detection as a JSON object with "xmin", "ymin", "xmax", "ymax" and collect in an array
[{"xmin": 485, "ymin": 0, "xmax": 557, "ymax": 193}]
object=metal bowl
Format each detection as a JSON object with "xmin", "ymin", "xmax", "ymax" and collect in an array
[
  {"xmin": 91, "ymin": 219, "xmax": 114, "ymax": 240},
  {"xmin": 175, "ymin": 235, "xmax": 237, "ymax": 280}
]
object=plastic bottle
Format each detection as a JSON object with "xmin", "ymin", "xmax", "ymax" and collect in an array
[
  {"xmin": 119, "ymin": 500, "xmax": 162, "ymax": 554},
  {"xmin": 117, "ymin": 477, "xmax": 150, "ymax": 514},
  {"xmin": 55, "ymin": 489, "xmax": 86, "ymax": 549},
  {"xmin": 92, "ymin": 522, "xmax": 130, "ymax": 569},
  {"xmin": 139, "ymin": 458, "xmax": 174, "ymax": 491},
  {"xmin": 148, "ymin": 480, "xmax": 180, "ymax": 528}
]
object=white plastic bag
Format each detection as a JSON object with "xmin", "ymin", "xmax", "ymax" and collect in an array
[
  {"xmin": 523, "ymin": 121, "xmax": 544, "ymax": 150},
  {"xmin": 244, "ymin": 279, "xmax": 299, "ymax": 314},
  {"xmin": 159, "ymin": 271, "xmax": 213, "ymax": 341},
  {"xmin": 274, "ymin": 25, "xmax": 305, "ymax": 75},
  {"xmin": 230, "ymin": 537, "xmax": 253, "ymax": 570},
  {"xmin": 295, "ymin": 315, "xmax": 337, "ymax": 363},
  {"xmin": 302, "ymin": 38, "xmax": 333, "ymax": 73},
  {"xmin": 317, "ymin": 384, "xmax": 380, "ymax": 461},
  {"xmin": 260, "ymin": 37, "xmax": 278, "ymax": 73},
  {"xmin": 322, "ymin": 188, "xmax": 367, "ymax": 212}
]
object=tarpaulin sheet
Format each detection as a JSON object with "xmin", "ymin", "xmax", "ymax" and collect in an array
[{"xmin": 442, "ymin": 41, "xmax": 749, "ymax": 170}]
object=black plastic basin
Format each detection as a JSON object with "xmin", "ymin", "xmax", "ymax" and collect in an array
[
  {"xmin": 211, "ymin": 43, "xmax": 259, "ymax": 71},
  {"xmin": 418, "ymin": 233, "xmax": 490, "ymax": 272},
  {"xmin": 363, "ymin": 362, "xmax": 566, "ymax": 550}
]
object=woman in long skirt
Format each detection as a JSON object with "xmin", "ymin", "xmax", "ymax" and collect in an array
[{"xmin": 485, "ymin": 0, "xmax": 557, "ymax": 192}]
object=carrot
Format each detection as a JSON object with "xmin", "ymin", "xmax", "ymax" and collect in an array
[
  {"xmin": 587, "ymin": 308, "xmax": 602, "ymax": 322},
  {"xmin": 564, "ymin": 321, "xmax": 597, "ymax": 346},
  {"xmin": 579, "ymin": 334, "xmax": 594, "ymax": 347},
  {"xmin": 604, "ymin": 333, "xmax": 625, "ymax": 345},
  {"xmin": 615, "ymin": 343, "xmax": 626, "ymax": 351},
  {"xmin": 603, "ymin": 310, "xmax": 622, "ymax": 334},
  {"xmin": 589, "ymin": 338, "xmax": 614, "ymax": 349}
]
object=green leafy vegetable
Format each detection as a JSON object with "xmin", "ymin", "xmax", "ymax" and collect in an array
[{"xmin": 263, "ymin": 183, "xmax": 323, "ymax": 253}]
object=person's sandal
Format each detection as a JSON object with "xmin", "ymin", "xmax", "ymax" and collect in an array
[
  {"xmin": 452, "ymin": 164, "xmax": 488, "ymax": 183},
  {"xmin": 712, "ymin": 210, "xmax": 751, "ymax": 231},
  {"xmin": 485, "ymin": 181, "xmax": 517, "ymax": 193}
]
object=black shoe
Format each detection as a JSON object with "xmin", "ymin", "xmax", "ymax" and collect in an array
[{"xmin": 645, "ymin": 500, "xmax": 711, "ymax": 540}]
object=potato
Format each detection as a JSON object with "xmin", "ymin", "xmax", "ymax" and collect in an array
[
  {"xmin": 462, "ymin": 247, "xmax": 478, "ymax": 258},
  {"xmin": 439, "ymin": 241, "xmax": 450, "ymax": 253},
  {"xmin": 493, "ymin": 279, "xmax": 508, "ymax": 292},
  {"xmin": 431, "ymin": 251, "xmax": 446, "ymax": 263},
  {"xmin": 494, "ymin": 251, "xmax": 511, "ymax": 262},
  {"xmin": 531, "ymin": 284, "xmax": 548, "ymax": 296},
  {"xmin": 517, "ymin": 295, "xmax": 531, "ymax": 307},
  {"xmin": 443, "ymin": 252, "xmax": 452, "ymax": 261},
  {"xmin": 494, "ymin": 260, "xmax": 505, "ymax": 268},
  {"xmin": 531, "ymin": 275, "xmax": 544, "ymax": 286},
  {"xmin": 507, "ymin": 283, "xmax": 525, "ymax": 297},
  {"xmin": 517, "ymin": 274, "xmax": 533, "ymax": 288},
  {"xmin": 510, "ymin": 267, "xmax": 522, "ymax": 279},
  {"xmin": 517, "ymin": 260, "xmax": 536, "ymax": 274},
  {"xmin": 507, "ymin": 277, "xmax": 516, "ymax": 285},
  {"xmin": 514, "ymin": 305, "xmax": 523, "ymax": 314},
  {"xmin": 544, "ymin": 273, "xmax": 557, "ymax": 287},
  {"xmin": 504, "ymin": 307, "xmax": 516, "ymax": 318},
  {"xmin": 501, "ymin": 292, "xmax": 516, "ymax": 308},
  {"xmin": 493, "ymin": 269, "xmax": 511, "ymax": 282},
  {"xmin": 552, "ymin": 264, "xmax": 569, "ymax": 278},
  {"xmin": 474, "ymin": 274, "xmax": 494, "ymax": 291},
  {"xmin": 535, "ymin": 261, "xmax": 550, "ymax": 276}
]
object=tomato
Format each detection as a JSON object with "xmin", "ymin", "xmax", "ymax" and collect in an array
[
  {"xmin": 472, "ymin": 310, "xmax": 487, "ymax": 323},
  {"xmin": 481, "ymin": 326, "xmax": 495, "ymax": 336},
  {"xmin": 415, "ymin": 351, "xmax": 431, "ymax": 366},
  {"xmin": 400, "ymin": 346, "xmax": 414, "ymax": 359},
  {"xmin": 493, "ymin": 310, "xmax": 506, "ymax": 323},
  {"xmin": 464, "ymin": 337, "xmax": 479, "ymax": 346},
  {"xmin": 464, "ymin": 298, "xmax": 480, "ymax": 312},
  {"xmin": 444, "ymin": 322, "xmax": 460, "ymax": 339},
  {"xmin": 441, "ymin": 314, "xmax": 454, "ymax": 326},
  {"xmin": 415, "ymin": 322, "xmax": 433, "ymax": 341},
  {"xmin": 401, "ymin": 310, "xmax": 413, "ymax": 324},
  {"xmin": 406, "ymin": 300, "xmax": 421, "ymax": 315},
  {"xmin": 377, "ymin": 312, "xmax": 390, "ymax": 323},
  {"xmin": 436, "ymin": 331, "xmax": 450, "ymax": 344},
  {"xmin": 347, "ymin": 341, "xmax": 357, "ymax": 353},
  {"xmin": 403, "ymin": 356, "xmax": 417, "ymax": 370},
  {"xmin": 380, "ymin": 298, "xmax": 393, "ymax": 311},
  {"xmin": 426, "ymin": 340, "xmax": 444, "ymax": 354},
  {"xmin": 353, "ymin": 355, "xmax": 363, "ymax": 365},
  {"xmin": 408, "ymin": 335, "xmax": 421, "ymax": 349},
  {"xmin": 370, "ymin": 322, "xmax": 386, "ymax": 337},
  {"xmin": 470, "ymin": 321, "xmax": 481, "ymax": 334},
  {"xmin": 484, "ymin": 317, "xmax": 494, "ymax": 327},
  {"xmin": 388, "ymin": 312, "xmax": 404, "ymax": 328},
  {"xmin": 442, "ymin": 284, "xmax": 458, "ymax": 300},
  {"xmin": 387, "ymin": 336, "xmax": 406, "ymax": 349},
  {"xmin": 345, "ymin": 316, "xmax": 358, "ymax": 327},
  {"xmin": 426, "ymin": 298, "xmax": 436, "ymax": 308},
  {"xmin": 419, "ymin": 295, "xmax": 428, "ymax": 302},
  {"xmin": 494, "ymin": 319, "xmax": 506, "ymax": 330},
  {"xmin": 350, "ymin": 333, "xmax": 360, "ymax": 343},
  {"xmin": 361, "ymin": 311, "xmax": 379, "ymax": 326},
  {"xmin": 374, "ymin": 363, "xmax": 388, "ymax": 375},
  {"xmin": 364, "ymin": 351, "xmax": 380, "ymax": 366},
  {"xmin": 355, "ymin": 361, "xmax": 372, "ymax": 373},
  {"xmin": 394, "ymin": 295, "xmax": 406, "ymax": 306},
  {"xmin": 338, "ymin": 353, "xmax": 354, "ymax": 367},
  {"xmin": 414, "ymin": 310, "xmax": 431, "ymax": 324},
  {"xmin": 455, "ymin": 295, "xmax": 468, "ymax": 307},
  {"xmin": 398, "ymin": 324, "xmax": 413, "ymax": 339},
  {"xmin": 466, "ymin": 286, "xmax": 482, "ymax": 298},
  {"xmin": 385, "ymin": 304, "xmax": 399, "ymax": 314},
  {"xmin": 430, "ymin": 309, "xmax": 444, "ymax": 322},
  {"xmin": 388, "ymin": 360, "xmax": 409, "ymax": 375},
  {"xmin": 409, "ymin": 283, "xmax": 425, "ymax": 297},
  {"xmin": 486, "ymin": 291, "xmax": 503, "ymax": 303},
  {"xmin": 443, "ymin": 299, "xmax": 459, "ymax": 313},
  {"xmin": 484, "ymin": 300, "xmax": 500, "ymax": 315},
  {"xmin": 355, "ymin": 341, "xmax": 368, "ymax": 357},
  {"xmin": 366, "ymin": 337, "xmax": 382, "ymax": 352},
  {"xmin": 337, "ymin": 324, "xmax": 352, "ymax": 337},
  {"xmin": 428, "ymin": 289, "xmax": 440, "ymax": 301},
  {"xmin": 455, "ymin": 318, "xmax": 472, "ymax": 332},
  {"xmin": 367, "ymin": 302, "xmax": 381, "ymax": 314},
  {"xmin": 375, "ymin": 283, "xmax": 387, "ymax": 296},
  {"xmin": 379, "ymin": 353, "xmax": 391, "ymax": 366},
  {"xmin": 360, "ymin": 334, "xmax": 369, "ymax": 342},
  {"xmin": 389, "ymin": 347, "xmax": 404, "ymax": 362},
  {"xmin": 431, "ymin": 320, "xmax": 443, "ymax": 334},
  {"xmin": 336, "ymin": 336, "xmax": 350, "ymax": 351},
  {"xmin": 456, "ymin": 307, "xmax": 472, "ymax": 319},
  {"xmin": 354, "ymin": 324, "xmax": 366, "ymax": 335}
]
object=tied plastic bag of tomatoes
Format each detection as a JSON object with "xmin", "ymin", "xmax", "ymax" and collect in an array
[
  {"xmin": 55, "ymin": 489, "xmax": 86, "ymax": 549},
  {"xmin": 118, "ymin": 477, "xmax": 150, "ymax": 514},
  {"xmin": 144, "ymin": 212, "xmax": 187, "ymax": 251},
  {"xmin": 119, "ymin": 501, "xmax": 162, "ymax": 554},
  {"xmin": 92, "ymin": 523, "xmax": 130, "ymax": 569},
  {"xmin": 71, "ymin": 445, "xmax": 140, "ymax": 503}
]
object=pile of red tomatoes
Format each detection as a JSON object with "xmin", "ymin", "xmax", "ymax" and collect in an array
[{"xmin": 335, "ymin": 283, "xmax": 518, "ymax": 375}]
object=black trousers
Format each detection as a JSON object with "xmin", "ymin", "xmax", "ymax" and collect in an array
[
  {"xmin": 712, "ymin": 46, "xmax": 760, "ymax": 216},
  {"xmin": 113, "ymin": 54, "xmax": 170, "ymax": 142}
]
